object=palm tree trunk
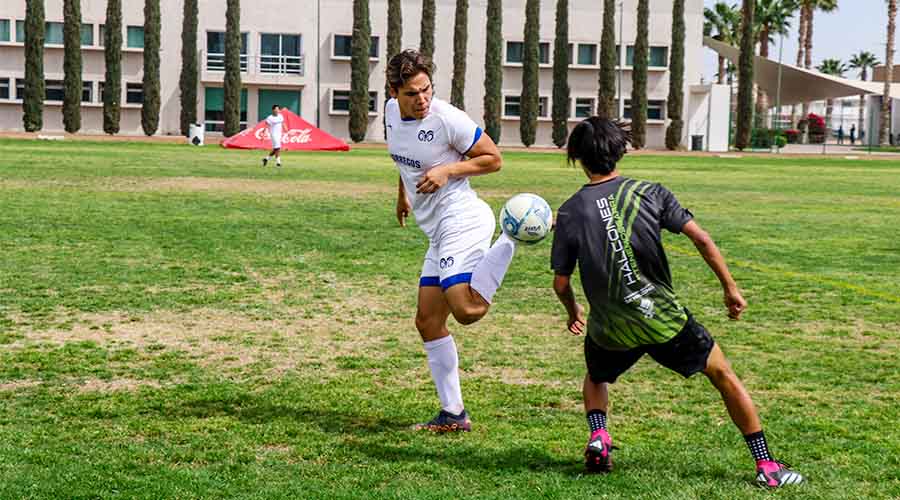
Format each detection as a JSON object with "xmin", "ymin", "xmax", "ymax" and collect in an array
[
  {"xmin": 756, "ymin": 28, "xmax": 769, "ymax": 127},
  {"xmin": 792, "ymin": 6, "xmax": 807, "ymax": 129},
  {"xmin": 858, "ymin": 67, "xmax": 867, "ymax": 140},
  {"xmin": 880, "ymin": 0, "xmax": 896, "ymax": 146},
  {"xmin": 804, "ymin": 8, "xmax": 814, "ymax": 70}
]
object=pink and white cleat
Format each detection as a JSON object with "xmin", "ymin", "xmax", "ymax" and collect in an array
[
  {"xmin": 584, "ymin": 429, "xmax": 615, "ymax": 473},
  {"xmin": 756, "ymin": 460, "xmax": 804, "ymax": 488}
]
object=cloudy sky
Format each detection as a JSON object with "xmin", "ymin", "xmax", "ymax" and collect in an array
[{"xmin": 702, "ymin": 0, "xmax": 894, "ymax": 81}]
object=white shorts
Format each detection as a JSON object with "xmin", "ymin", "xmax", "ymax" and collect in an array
[
  {"xmin": 271, "ymin": 138, "xmax": 282, "ymax": 150},
  {"xmin": 420, "ymin": 199, "xmax": 495, "ymax": 290}
]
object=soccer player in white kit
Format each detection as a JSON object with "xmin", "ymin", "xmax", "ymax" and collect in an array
[
  {"xmin": 262, "ymin": 104, "xmax": 283, "ymax": 167},
  {"xmin": 385, "ymin": 50, "xmax": 517, "ymax": 432}
]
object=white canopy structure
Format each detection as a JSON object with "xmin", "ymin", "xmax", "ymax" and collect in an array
[{"xmin": 703, "ymin": 37, "xmax": 900, "ymax": 105}]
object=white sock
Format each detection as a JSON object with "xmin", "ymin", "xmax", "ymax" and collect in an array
[
  {"xmin": 424, "ymin": 335, "xmax": 464, "ymax": 415},
  {"xmin": 470, "ymin": 232, "xmax": 516, "ymax": 304}
]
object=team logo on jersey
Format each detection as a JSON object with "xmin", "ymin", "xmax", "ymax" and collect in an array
[
  {"xmin": 418, "ymin": 130, "xmax": 435, "ymax": 142},
  {"xmin": 439, "ymin": 257, "xmax": 455, "ymax": 269}
]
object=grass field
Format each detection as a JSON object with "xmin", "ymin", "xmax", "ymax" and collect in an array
[{"xmin": 1, "ymin": 138, "xmax": 899, "ymax": 499}]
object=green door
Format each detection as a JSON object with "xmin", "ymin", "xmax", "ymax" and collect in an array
[{"xmin": 258, "ymin": 89, "xmax": 301, "ymax": 122}]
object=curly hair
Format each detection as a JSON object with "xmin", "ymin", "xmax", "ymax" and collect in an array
[{"xmin": 386, "ymin": 49, "xmax": 435, "ymax": 91}]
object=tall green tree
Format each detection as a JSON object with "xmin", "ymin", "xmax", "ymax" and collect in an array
[
  {"xmin": 881, "ymin": 0, "xmax": 896, "ymax": 146},
  {"xmin": 630, "ymin": 0, "xmax": 649, "ymax": 149},
  {"xmin": 384, "ymin": 0, "xmax": 402, "ymax": 139},
  {"xmin": 420, "ymin": 0, "xmax": 435, "ymax": 59},
  {"xmin": 63, "ymin": 0, "xmax": 82, "ymax": 133},
  {"xmin": 179, "ymin": 0, "xmax": 199, "ymax": 136},
  {"xmin": 483, "ymin": 0, "xmax": 503, "ymax": 142},
  {"xmin": 103, "ymin": 0, "xmax": 122, "ymax": 134},
  {"xmin": 551, "ymin": 0, "xmax": 569, "ymax": 147},
  {"xmin": 520, "ymin": 0, "xmax": 540, "ymax": 147},
  {"xmin": 849, "ymin": 51, "xmax": 879, "ymax": 138},
  {"xmin": 816, "ymin": 58, "xmax": 846, "ymax": 131},
  {"xmin": 735, "ymin": 0, "xmax": 755, "ymax": 150},
  {"xmin": 142, "ymin": 0, "xmax": 161, "ymax": 136},
  {"xmin": 349, "ymin": 0, "xmax": 372, "ymax": 143},
  {"xmin": 223, "ymin": 0, "xmax": 242, "ymax": 137},
  {"xmin": 598, "ymin": 0, "xmax": 617, "ymax": 118},
  {"xmin": 704, "ymin": 2, "xmax": 741, "ymax": 84},
  {"xmin": 23, "ymin": 0, "xmax": 45, "ymax": 132},
  {"xmin": 451, "ymin": 0, "xmax": 469, "ymax": 109},
  {"xmin": 755, "ymin": 0, "xmax": 797, "ymax": 126},
  {"xmin": 665, "ymin": 0, "xmax": 685, "ymax": 150}
]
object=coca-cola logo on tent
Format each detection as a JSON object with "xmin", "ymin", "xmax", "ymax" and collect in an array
[{"xmin": 255, "ymin": 127, "xmax": 313, "ymax": 144}]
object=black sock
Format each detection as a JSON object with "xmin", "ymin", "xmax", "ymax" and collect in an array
[
  {"xmin": 744, "ymin": 430, "xmax": 773, "ymax": 462},
  {"xmin": 586, "ymin": 410, "xmax": 607, "ymax": 433}
]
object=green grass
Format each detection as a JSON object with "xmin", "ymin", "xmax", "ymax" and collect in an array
[{"xmin": 1, "ymin": 138, "xmax": 899, "ymax": 499}]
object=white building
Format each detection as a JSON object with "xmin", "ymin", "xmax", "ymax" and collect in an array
[{"xmin": 0, "ymin": 0, "xmax": 724, "ymax": 149}]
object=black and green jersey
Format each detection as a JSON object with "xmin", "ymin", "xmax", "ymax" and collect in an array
[{"xmin": 551, "ymin": 177, "xmax": 693, "ymax": 350}]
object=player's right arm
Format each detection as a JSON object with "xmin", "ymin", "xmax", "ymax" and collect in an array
[
  {"xmin": 682, "ymin": 220, "xmax": 747, "ymax": 320},
  {"xmin": 396, "ymin": 176, "xmax": 411, "ymax": 227}
]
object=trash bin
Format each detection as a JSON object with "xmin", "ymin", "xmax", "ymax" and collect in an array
[
  {"xmin": 691, "ymin": 135, "xmax": 704, "ymax": 151},
  {"xmin": 188, "ymin": 123, "xmax": 204, "ymax": 146}
]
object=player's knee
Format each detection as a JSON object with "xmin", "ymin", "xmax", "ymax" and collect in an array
[
  {"xmin": 415, "ymin": 314, "xmax": 439, "ymax": 336},
  {"xmin": 450, "ymin": 302, "xmax": 487, "ymax": 325}
]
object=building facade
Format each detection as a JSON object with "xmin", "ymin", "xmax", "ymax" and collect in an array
[{"xmin": 0, "ymin": 0, "xmax": 709, "ymax": 149}]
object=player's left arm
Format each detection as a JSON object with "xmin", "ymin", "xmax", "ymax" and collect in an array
[
  {"xmin": 681, "ymin": 220, "xmax": 747, "ymax": 320},
  {"xmin": 553, "ymin": 274, "xmax": 586, "ymax": 335},
  {"xmin": 416, "ymin": 134, "xmax": 502, "ymax": 194}
]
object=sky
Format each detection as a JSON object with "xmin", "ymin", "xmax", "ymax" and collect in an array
[{"xmin": 702, "ymin": 0, "xmax": 894, "ymax": 82}]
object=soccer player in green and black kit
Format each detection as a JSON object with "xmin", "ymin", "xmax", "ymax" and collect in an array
[{"xmin": 551, "ymin": 117, "xmax": 803, "ymax": 488}]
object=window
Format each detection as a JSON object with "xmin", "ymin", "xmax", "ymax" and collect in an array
[
  {"xmin": 45, "ymin": 80, "xmax": 64, "ymax": 101},
  {"xmin": 624, "ymin": 99, "xmax": 665, "ymax": 120},
  {"xmin": 80, "ymin": 23, "xmax": 93, "ymax": 46},
  {"xmin": 505, "ymin": 41, "xmax": 550, "ymax": 65},
  {"xmin": 573, "ymin": 97, "xmax": 595, "ymax": 118},
  {"xmin": 16, "ymin": 21, "xmax": 24, "ymax": 43},
  {"xmin": 204, "ymin": 87, "xmax": 248, "ymax": 132},
  {"xmin": 126, "ymin": 26, "xmax": 144, "ymax": 48},
  {"xmin": 0, "ymin": 78, "xmax": 9, "ymax": 99},
  {"xmin": 82, "ymin": 81, "xmax": 93, "ymax": 102},
  {"xmin": 126, "ymin": 83, "xmax": 143, "ymax": 104},
  {"xmin": 45, "ymin": 22, "xmax": 63, "ymax": 45},
  {"xmin": 567, "ymin": 43, "xmax": 573, "ymax": 65},
  {"xmin": 503, "ymin": 95, "xmax": 520, "ymax": 117},
  {"xmin": 0, "ymin": 19, "xmax": 10, "ymax": 42},
  {"xmin": 206, "ymin": 32, "xmax": 248, "ymax": 71},
  {"xmin": 626, "ymin": 45, "xmax": 669, "ymax": 67},
  {"xmin": 330, "ymin": 89, "xmax": 377, "ymax": 114},
  {"xmin": 577, "ymin": 44, "xmax": 597, "ymax": 66},
  {"xmin": 99, "ymin": 81, "xmax": 106, "ymax": 102},
  {"xmin": 99, "ymin": 24, "xmax": 104, "ymax": 46},
  {"xmin": 15, "ymin": 78, "xmax": 24, "ymax": 99},
  {"xmin": 538, "ymin": 96, "xmax": 549, "ymax": 118},
  {"xmin": 261, "ymin": 33, "xmax": 302, "ymax": 74},
  {"xmin": 332, "ymin": 34, "xmax": 379, "ymax": 59}
]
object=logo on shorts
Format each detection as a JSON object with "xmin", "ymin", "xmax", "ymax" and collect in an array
[
  {"xmin": 418, "ymin": 130, "xmax": 435, "ymax": 142},
  {"xmin": 439, "ymin": 256, "xmax": 455, "ymax": 269}
]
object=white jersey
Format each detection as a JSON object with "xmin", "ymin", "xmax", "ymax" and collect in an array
[
  {"xmin": 266, "ymin": 114, "xmax": 284, "ymax": 148},
  {"xmin": 385, "ymin": 97, "xmax": 483, "ymax": 240}
]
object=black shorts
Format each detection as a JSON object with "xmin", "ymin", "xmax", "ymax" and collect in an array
[{"xmin": 584, "ymin": 311, "xmax": 715, "ymax": 383}]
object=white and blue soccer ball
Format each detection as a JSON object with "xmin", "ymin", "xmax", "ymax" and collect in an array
[{"xmin": 499, "ymin": 193, "xmax": 553, "ymax": 245}]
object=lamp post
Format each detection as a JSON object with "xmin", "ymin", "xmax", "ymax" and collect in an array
[{"xmin": 774, "ymin": 32, "xmax": 784, "ymax": 152}]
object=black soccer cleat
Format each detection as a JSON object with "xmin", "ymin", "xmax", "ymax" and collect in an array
[{"xmin": 412, "ymin": 409, "xmax": 472, "ymax": 433}]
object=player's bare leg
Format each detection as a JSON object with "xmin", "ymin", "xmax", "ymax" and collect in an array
[
  {"xmin": 413, "ymin": 285, "xmax": 470, "ymax": 432},
  {"xmin": 704, "ymin": 343, "xmax": 803, "ymax": 487},
  {"xmin": 442, "ymin": 232, "xmax": 517, "ymax": 325}
]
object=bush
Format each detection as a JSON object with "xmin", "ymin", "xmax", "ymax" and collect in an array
[
  {"xmin": 751, "ymin": 128, "xmax": 788, "ymax": 149},
  {"xmin": 784, "ymin": 129, "xmax": 800, "ymax": 144},
  {"xmin": 775, "ymin": 135, "xmax": 787, "ymax": 148}
]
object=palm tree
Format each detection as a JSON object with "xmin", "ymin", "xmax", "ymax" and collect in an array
[
  {"xmin": 755, "ymin": 0, "xmax": 797, "ymax": 127},
  {"xmin": 704, "ymin": 2, "xmax": 741, "ymax": 84},
  {"xmin": 798, "ymin": 0, "xmax": 838, "ymax": 131},
  {"xmin": 848, "ymin": 51, "xmax": 880, "ymax": 138},
  {"xmin": 881, "ymin": 0, "xmax": 897, "ymax": 146},
  {"xmin": 735, "ymin": 0, "xmax": 755, "ymax": 151},
  {"xmin": 816, "ymin": 58, "xmax": 846, "ymax": 133}
]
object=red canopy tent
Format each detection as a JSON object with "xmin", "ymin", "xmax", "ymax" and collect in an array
[{"xmin": 221, "ymin": 109, "xmax": 350, "ymax": 151}]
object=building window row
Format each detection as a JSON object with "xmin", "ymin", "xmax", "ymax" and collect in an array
[
  {"xmin": 331, "ymin": 34, "xmax": 380, "ymax": 61},
  {"xmin": 0, "ymin": 19, "xmax": 144, "ymax": 49},
  {"xmin": 0, "ymin": 77, "xmax": 143, "ymax": 105},
  {"xmin": 503, "ymin": 40, "xmax": 669, "ymax": 69},
  {"xmin": 500, "ymin": 94, "xmax": 666, "ymax": 121}
]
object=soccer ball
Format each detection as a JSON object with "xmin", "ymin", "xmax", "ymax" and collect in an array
[{"xmin": 499, "ymin": 193, "xmax": 553, "ymax": 245}]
